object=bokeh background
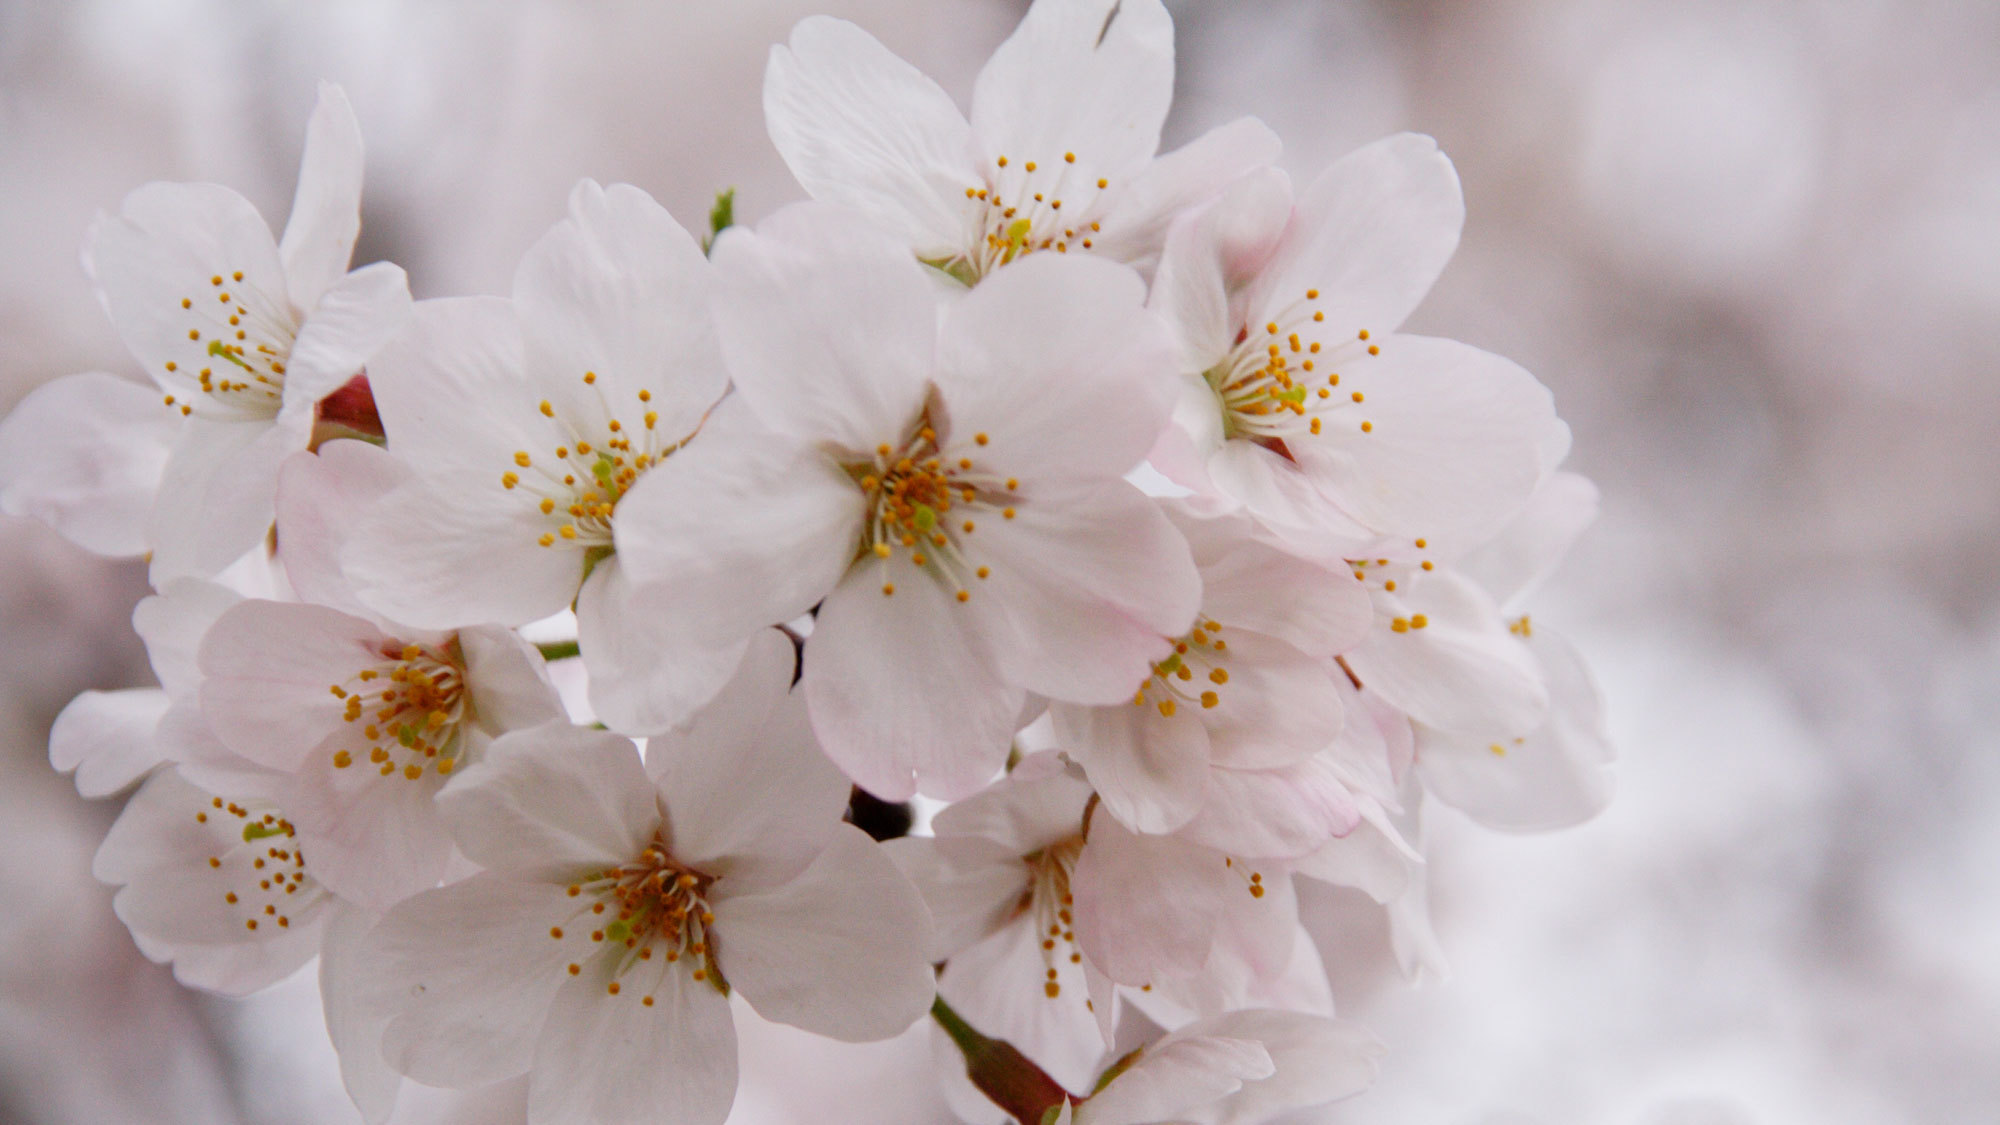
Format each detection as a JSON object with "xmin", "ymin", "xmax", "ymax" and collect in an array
[{"xmin": 3, "ymin": 1, "xmax": 1996, "ymax": 1122}]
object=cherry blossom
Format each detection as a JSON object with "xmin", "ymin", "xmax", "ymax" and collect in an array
[{"xmin": 765, "ymin": 0, "xmax": 1279, "ymax": 286}]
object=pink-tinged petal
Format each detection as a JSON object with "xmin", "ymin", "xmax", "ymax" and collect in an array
[
  {"xmin": 709, "ymin": 205, "xmax": 935, "ymax": 449},
  {"xmin": 319, "ymin": 902, "xmax": 402, "ymax": 1125},
  {"xmin": 802, "ymin": 566, "xmax": 1022, "ymax": 801},
  {"xmin": 1076, "ymin": 1035, "xmax": 1270, "ymax": 1125},
  {"xmin": 274, "ymin": 439, "xmax": 408, "ymax": 616},
  {"xmin": 512, "ymin": 180, "xmax": 726, "ymax": 442},
  {"xmin": 153, "ymin": 701, "xmax": 290, "ymax": 800},
  {"xmin": 1458, "ymin": 471, "xmax": 1600, "ymax": 612},
  {"xmin": 937, "ymin": 253, "xmax": 1177, "ymax": 482},
  {"xmin": 1290, "ymin": 799, "xmax": 1420, "ymax": 904},
  {"xmin": 286, "ymin": 739, "xmax": 453, "ymax": 912},
  {"xmin": 611, "ymin": 407, "xmax": 863, "ymax": 644},
  {"xmin": 931, "ymin": 756, "xmax": 1094, "ymax": 854},
  {"xmin": 649, "ymin": 629, "xmax": 850, "ymax": 890},
  {"xmin": 86, "ymin": 182, "xmax": 288, "ymax": 386},
  {"xmin": 1070, "ymin": 817, "xmax": 1226, "ymax": 984},
  {"xmin": 712, "ymin": 823, "xmax": 935, "ymax": 1041},
  {"xmin": 1321, "ymin": 679, "xmax": 1403, "ymax": 803},
  {"xmin": 1178, "ymin": 757, "xmax": 1361, "ymax": 861},
  {"xmin": 1248, "ymin": 132, "xmax": 1463, "ymax": 344},
  {"xmin": 357, "ymin": 295, "xmax": 532, "ymax": 466},
  {"xmin": 1126, "ymin": 920, "xmax": 1333, "ymax": 1030},
  {"xmin": 526, "ymin": 949, "xmax": 737, "ymax": 1125},
  {"xmin": 1291, "ymin": 335, "xmax": 1556, "ymax": 544},
  {"xmin": 1345, "ymin": 568, "xmax": 1548, "ymax": 738},
  {"xmin": 940, "ymin": 916, "xmax": 1109, "ymax": 1095},
  {"xmin": 1089, "ymin": 118, "xmax": 1286, "ymax": 275},
  {"xmin": 966, "ymin": 480, "xmax": 1196, "ymax": 703},
  {"xmin": 50, "ymin": 687, "xmax": 170, "ymax": 798},
  {"xmin": 1195, "ymin": 630, "xmax": 1347, "ymax": 771},
  {"xmin": 282, "ymin": 261, "xmax": 412, "ymax": 407},
  {"xmin": 1054, "ymin": 700, "xmax": 1211, "ymax": 837},
  {"xmin": 435, "ymin": 724, "xmax": 658, "ymax": 881},
  {"xmin": 882, "ymin": 834, "xmax": 1029, "ymax": 961},
  {"xmin": 575, "ymin": 559, "xmax": 749, "ymax": 736},
  {"xmin": 147, "ymin": 412, "xmax": 303, "ymax": 582},
  {"xmin": 765, "ymin": 17, "xmax": 977, "ymax": 259},
  {"xmin": 278, "ymin": 83, "xmax": 365, "ymax": 313},
  {"xmin": 1204, "ymin": 440, "xmax": 1371, "ymax": 562},
  {"xmin": 132, "ymin": 578, "xmax": 244, "ymax": 697},
  {"xmin": 970, "ymin": 0, "xmax": 1173, "ymax": 180},
  {"xmin": 457, "ymin": 623, "xmax": 566, "ymax": 734},
  {"xmin": 1164, "ymin": 1011, "xmax": 1383, "ymax": 1125},
  {"xmin": 1148, "ymin": 167, "xmax": 1294, "ymax": 370},
  {"xmin": 0, "ymin": 371, "xmax": 172, "ymax": 556},
  {"xmin": 1416, "ymin": 628, "xmax": 1614, "ymax": 832},
  {"xmin": 198, "ymin": 600, "xmax": 387, "ymax": 770},
  {"xmin": 1174, "ymin": 504, "xmax": 1370, "ymax": 658},
  {"xmin": 372, "ymin": 874, "xmax": 585, "ymax": 1087}
]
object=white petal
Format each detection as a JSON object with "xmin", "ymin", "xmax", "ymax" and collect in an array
[
  {"xmin": 971, "ymin": 0, "xmax": 1173, "ymax": 180},
  {"xmin": 436, "ymin": 723, "xmax": 659, "ymax": 880},
  {"xmin": 709, "ymin": 204, "xmax": 935, "ymax": 449},
  {"xmin": 1344, "ymin": 568, "xmax": 1548, "ymax": 738},
  {"xmin": 1194, "ymin": 630, "xmax": 1347, "ymax": 771},
  {"xmin": 1088, "ymin": 118, "xmax": 1286, "ymax": 275},
  {"xmin": 1175, "ymin": 757, "xmax": 1360, "ymax": 861},
  {"xmin": 1416, "ymin": 627, "xmax": 1615, "ymax": 831},
  {"xmin": 1077, "ymin": 1034, "xmax": 1270, "ymax": 1125},
  {"xmin": 457, "ymin": 623, "xmax": 567, "ymax": 735},
  {"xmin": 1205, "ymin": 439, "xmax": 1372, "ymax": 561},
  {"xmin": 937, "ymin": 252, "xmax": 1177, "ymax": 482},
  {"xmin": 1289, "ymin": 799, "xmax": 1419, "ymax": 904},
  {"xmin": 802, "ymin": 565, "xmax": 1023, "ymax": 800},
  {"xmin": 765, "ymin": 18, "xmax": 977, "ymax": 259},
  {"xmin": 287, "ymin": 742, "xmax": 453, "ymax": 913},
  {"xmin": 713, "ymin": 823, "xmax": 935, "ymax": 1041},
  {"xmin": 198, "ymin": 599, "xmax": 389, "ymax": 770},
  {"xmin": 526, "ymin": 949, "xmax": 738, "ymax": 1125},
  {"xmin": 1191, "ymin": 1011, "xmax": 1384, "ymax": 1125},
  {"xmin": 1290, "ymin": 335, "xmax": 1555, "ymax": 544},
  {"xmin": 147, "ymin": 412, "xmax": 302, "ymax": 582},
  {"xmin": 1070, "ymin": 817, "xmax": 1226, "ymax": 984},
  {"xmin": 50, "ymin": 687, "xmax": 170, "ymax": 798},
  {"xmin": 132, "ymin": 577, "xmax": 245, "ymax": 697},
  {"xmin": 0, "ymin": 372, "xmax": 172, "ymax": 556},
  {"xmin": 1148, "ymin": 167, "xmax": 1294, "ymax": 372},
  {"xmin": 1457, "ymin": 470, "xmax": 1600, "ymax": 611},
  {"xmin": 319, "ymin": 902, "xmax": 402, "ymax": 1125},
  {"xmin": 278, "ymin": 83, "xmax": 365, "ymax": 312},
  {"xmin": 882, "ymin": 834, "xmax": 1029, "ymax": 961},
  {"xmin": 282, "ymin": 261, "xmax": 412, "ymax": 407},
  {"xmin": 513, "ymin": 180, "xmax": 726, "ymax": 443},
  {"xmin": 575, "ymin": 559, "xmax": 750, "ymax": 735},
  {"xmin": 931, "ymin": 757, "xmax": 1095, "ymax": 854},
  {"xmin": 1054, "ymin": 700, "xmax": 1211, "ymax": 836},
  {"xmin": 939, "ymin": 917, "xmax": 1108, "ymax": 1095},
  {"xmin": 274, "ymin": 438, "xmax": 409, "ymax": 616},
  {"xmin": 1173, "ymin": 504, "xmax": 1371, "ymax": 658},
  {"xmin": 1248, "ymin": 132, "xmax": 1462, "ymax": 344}
]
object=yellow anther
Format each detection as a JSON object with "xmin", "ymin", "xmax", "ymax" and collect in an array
[
  {"xmin": 1360, "ymin": 421, "xmax": 1374, "ymax": 433},
  {"xmin": 1391, "ymin": 618, "xmax": 1410, "ymax": 633},
  {"xmin": 1200, "ymin": 691, "xmax": 1219, "ymax": 708},
  {"xmin": 956, "ymin": 590, "xmax": 970, "ymax": 603},
  {"xmin": 881, "ymin": 583, "xmax": 895, "ymax": 596},
  {"xmin": 974, "ymin": 432, "xmax": 989, "ymax": 446},
  {"xmin": 1157, "ymin": 699, "xmax": 1176, "ymax": 718},
  {"xmin": 502, "ymin": 472, "xmax": 519, "ymax": 488},
  {"xmin": 333, "ymin": 750, "xmax": 352, "ymax": 769},
  {"xmin": 1209, "ymin": 668, "xmax": 1229, "ymax": 684},
  {"xmin": 514, "ymin": 451, "xmax": 531, "ymax": 467},
  {"xmin": 583, "ymin": 371, "xmax": 597, "ymax": 384}
]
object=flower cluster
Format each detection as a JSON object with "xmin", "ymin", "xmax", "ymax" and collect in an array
[{"xmin": 2, "ymin": 3, "xmax": 1614, "ymax": 1123}]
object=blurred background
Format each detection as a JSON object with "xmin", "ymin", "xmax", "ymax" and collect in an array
[{"xmin": 2, "ymin": 0, "xmax": 1996, "ymax": 1121}]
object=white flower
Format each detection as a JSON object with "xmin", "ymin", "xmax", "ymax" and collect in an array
[
  {"xmin": 1056, "ymin": 1010, "xmax": 1383, "ymax": 1125},
  {"xmin": 1149, "ymin": 134, "xmax": 1560, "ymax": 552},
  {"xmin": 353, "ymin": 632, "xmax": 935, "ymax": 1125},
  {"xmin": 1048, "ymin": 504, "xmax": 1370, "ymax": 836},
  {"xmin": 764, "ymin": 0, "xmax": 1278, "ymax": 285},
  {"xmin": 341, "ymin": 180, "xmax": 731, "ymax": 734},
  {"xmin": 11, "ymin": 83, "xmax": 412, "ymax": 580},
  {"xmin": 94, "ymin": 765, "xmax": 334, "ymax": 994},
  {"xmin": 616, "ymin": 208, "xmax": 1200, "ymax": 799},
  {"xmin": 885, "ymin": 755, "xmax": 1115, "ymax": 1094}
]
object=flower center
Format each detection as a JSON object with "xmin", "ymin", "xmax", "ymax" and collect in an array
[
  {"xmin": 509, "ymin": 372, "xmax": 695, "ymax": 554},
  {"xmin": 554, "ymin": 834, "xmax": 725, "ymax": 1005},
  {"xmin": 1204, "ymin": 288, "xmax": 1383, "ymax": 447},
  {"xmin": 934, "ymin": 152, "xmax": 1112, "ymax": 284},
  {"xmin": 192, "ymin": 794, "xmax": 323, "ymax": 933},
  {"xmin": 327, "ymin": 639, "xmax": 469, "ymax": 781},
  {"xmin": 1021, "ymin": 836, "xmax": 1084, "ymax": 999},
  {"xmin": 159, "ymin": 270, "xmax": 300, "ymax": 421},
  {"xmin": 1131, "ymin": 616, "xmax": 1232, "ymax": 717},
  {"xmin": 848, "ymin": 411, "xmax": 1018, "ymax": 602}
]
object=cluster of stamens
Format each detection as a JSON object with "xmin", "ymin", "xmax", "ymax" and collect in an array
[
  {"xmin": 1205, "ymin": 288, "xmax": 1384, "ymax": 447},
  {"xmin": 328, "ymin": 639, "xmax": 468, "ymax": 781},
  {"xmin": 1350, "ymin": 543, "xmax": 1439, "ymax": 634},
  {"xmin": 1222, "ymin": 855, "xmax": 1268, "ymax": 899},
  {"xmin": 194, "ymin": 796, "xmax": 318, "ymax": 933},
  {"xmin": 160, "ymin": 271, "xmax": 297, "ymax": 420},
  {"xmin": 853, "ymin": 415, "xmax": 1017, "ymax": 601},
  {"xmin": 1132, "ymin": 616, "xmax": 1232, "ymax": 718},
  {"xmin": 555, "ymin": 836, "xmax": 723, "ymax": 1004},
  {"xmin": 941, "ymin": 153, "xmax": 1110, "ymax": 283},
  {"xmin": 506, "ymin": 373, "xmax": 690, "ymax": 551},
  {"xmin": 1022, "ymin": 837, "xmax": 1084, "ymax": 999}
]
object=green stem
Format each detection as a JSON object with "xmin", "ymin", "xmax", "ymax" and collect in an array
[
  {"xmin": 535, "ymin": 640, "xmax": 581, "ymax": 662},
  {"xmin": 930, "ymin": 996, "xmax": 1070, "ymax": 1125}
]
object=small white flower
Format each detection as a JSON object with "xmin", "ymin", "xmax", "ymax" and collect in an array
[
  {"xmin": 764, "ymin": 0, "xmax": 1279, "ymax": 285},
  {"xmin": 616, "ymin": 209, "xmax": 1201, "ymax": 799},
  {"xmin": 354, "ymin": 632, "xmax": 935, "ymax": 1125},
  {"xmin": 6, "ymin": 83, "xmax": 412, "ymax": 580}
]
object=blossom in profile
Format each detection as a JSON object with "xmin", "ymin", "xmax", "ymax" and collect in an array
[
  {"xmin": 0, "ymin": 83, "xmax": 411, "ymax": 580},
  {"xmin": 764, "ymin": 0, "xmax": 1278, "ymax": 285},
  {"xmin": 350, "ymin": 632, "xmax": 935, "ymax": 1125}
]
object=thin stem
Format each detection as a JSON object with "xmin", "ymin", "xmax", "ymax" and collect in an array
[
  {"xmin": 535, "ymin": 640, "xmax": 581, "ymax": 662},
  {"xmin": 930, "ymin": 995, "xmax": 1070, "ymax": 1125}
]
